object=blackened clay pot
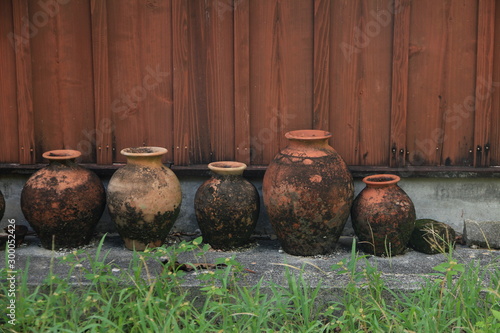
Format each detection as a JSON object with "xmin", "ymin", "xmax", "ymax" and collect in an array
[
  {"xmin": 351, "ymin": 174, "xmax": 416, "ymax": 257},
  {"xmin": 21, "ymin": 150, "xmax": 106, "ymax": 249},
  {"xmin": 195, "ymin": 161, "xmax": 259, "ymax": 250},
  {"xmin": 263, "ymin": 130, "xmax": 354, "ymax": 256},
  {"xmin": 107, "ymin": 147, "xmax": 182, "ymax": 251}
]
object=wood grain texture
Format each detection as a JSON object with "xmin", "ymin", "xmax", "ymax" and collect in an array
[
  {"xmin": 390, "ymin": 0, "xmax": 410, "ymax": 168},
  {"xmin": 107, "ymin": 0, "xmax": 173, "ymax": 163},
  {"xmin": 330, "ymin": 0, "xmax": 392, "ymax": 166},
  {"xmin": 313, "ymin": 0, "xmax": 330, "ymax": 132},
  {"xmin": 474, "ymin": 0, "xmax": 495, "ymax": 167},
  {"xmin": 0, "ymin": 0, "xmax": 20, "ymax": 163},
  {"xmin": 90, "ymin": 0, "xmax": 112, "ymax": 165},
  {"xmin": 234, "ymin": 0, "xmax": 251, "ymax": 164},
  {"xmin": 249, "ymin": 0, "xmax": 314, "ymax": 165},
  {"xmin": 12, "ymin": 0, "xmax": 35, "ymax": 164},
  {"xmin": 29, "ymin": 0, "xmax": 95, "ymax": 163},
  {"xmin": 491, "ymin": 1, "xmax": 500, "ymax": 166},
  {"xmin": 407, "ymin": 0, "xmax": 477, "ymax": 167},
  {"xmin": 440, "ymin": 0, "xmax": 477, "ymax": 167}
]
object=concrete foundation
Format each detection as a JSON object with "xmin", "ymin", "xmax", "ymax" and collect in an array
[{"xmin": 1, "ymin": 174, "xmax": 499, "ymax": 237}]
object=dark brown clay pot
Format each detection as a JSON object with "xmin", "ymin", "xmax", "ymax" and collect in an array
[
  {"xmin": 194, "ymin": 161, "xmax": 259, "ymax": 250},
  {"xmin": 21, "ymin": 150, "xmax": 106, "ymax": 249},
  {"xmin": 107, "ymin": 147, "xmax": 182, "ymax": 251},
  {"xmin": 351, "ymin": 174, "xmax": 416, "ymax": 257},
  {"xmin": 263, "ymin": 130, "xmax": 354, "ymax": 256}
]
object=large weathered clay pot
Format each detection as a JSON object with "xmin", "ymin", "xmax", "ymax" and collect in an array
[
  {"xmin": 107, "ymin": 147, "xmax": 182, "ymax": 251},
  {"xmin": 195, "ymin": 161, "xmax": 259, "ymax": 250},
  {"xmin": 263, "ymin": 130, "xmax": 354, "ymax": 256},
  {"xmin": 351, "ymin": 174, "xmax": 416, "ymax": 256},
  {"xmin": 21, "ymin": 150, "xmax": 106, "ymax": 249}
]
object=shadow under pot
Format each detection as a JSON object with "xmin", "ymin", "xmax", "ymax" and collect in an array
[
  {"xmin": 21, "ymin": 150, "xmax": 106, "ymax": 249},
  {"xmin": 107, "ymin": 147, "xmax": 182, "ymax": 251},
  {"xmin": 194, "ymin": 161, "xmax": 259, "ymax": 250},
  {"xmin": 351, "ymin": 174, "xmax": 416, "ymax": 257}
]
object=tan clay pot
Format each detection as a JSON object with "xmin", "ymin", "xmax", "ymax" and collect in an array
[
  {"xmin": 351, "ymin": 174, "xmax": 416, "ymax": 256},
  {"xmin": 194, "ymin": 161, "xmax": 259, "ymax": 250},
  {"xmin": 262, "ymin": 130, "xmax": 354, "ymax": 256},
  {"xmin": 21, "ymin": 150, "xmax": 106, "ymax": 249},
  {"xmin": 107, "ymin": 147, "xmax": 182, "ymax": 250}
]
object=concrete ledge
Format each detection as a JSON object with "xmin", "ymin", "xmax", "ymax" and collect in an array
[
  {"xmin": 464, "ymin": 220, "xmax": 500, "ymax": 249},
  {"xmin": 4, "ymin": 234, "xmax": 499, "ymax": 300}
]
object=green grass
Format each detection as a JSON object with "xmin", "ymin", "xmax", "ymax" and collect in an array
[{"xmin": 1, "ymin": 237, "xmax": 499, "ymax": 332}]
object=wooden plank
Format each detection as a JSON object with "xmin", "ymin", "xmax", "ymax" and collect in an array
[
  {"xmin": 107, "ymin": 0, "xmax": 174, "ymax": 164},
  {"xmin": 249, "ymin": 0, "xmax": 313, "ymax": 165},
  {"xmin": 205, "ymin": 0, "xmax": 235, "ymax": 162},
  {"xmin": 330, "ymin": 0, "xmax": 361, "ymax": 165},
  {"xmin": 28, "ymin": 0, "xmax": 95, "ymax": 163},
  {"xmin": 234, "ymin": 0, "xmax": 251, "ymax": 164},
  {"xmin": 356, "ymin": 0, "xmax": 393, "ymax": 166},
  {"xmin": 12, "ymin": 0, "xmax": 35, "ymax": 164},
  {"xmin": 406, "ymin": 0, "xmax": 450, "ymax": 166},
  {"xmin": 473, "ymin": 0, "xmax": 495, "ymax": 167},
  {"xmin": 440, "ymin": 0, "xmax": 477, "ymax": 167},
  {"xmin": 313, "ymin": 0, "xmax": 330, "ymax": 132},
  {"xmin": 90, "ymin": 0, "xmax": 113, "ymax": 165},
  {"xmin": 0, "ymin": 0, "xmax": 20, "ymax": 163},
  {"xmin": 390, "ymin": 0, "xmax": 410, "ymax": 168},
  {"xmin": 491, "ymin": 0, "xmax": 500, "ymax": 166}
]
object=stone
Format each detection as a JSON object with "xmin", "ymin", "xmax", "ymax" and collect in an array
[
  {"xmin": 463, "ymin": 220, "xmax": 500, "ymax": 249},
  {"xmin": 409, "ymin": 219, "xmax": 456, "ymax": 254}
]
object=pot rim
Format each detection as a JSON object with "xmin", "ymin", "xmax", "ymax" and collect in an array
[
  {"xmin": 42, "ymin": 149, "xmax": 82, "ymax": 160},
  {"xmin": 121, "ymin": 146, "xmax": 168, "ymax": 157},
  {"xmin": 285, "ymin": 129, "xmax": 332, "ymax": 141},
  {"xmin": 208, "ymin": 161, "xmax": 247, "ymax": 175},
  {"xmin": 363, "ymin": 174, "xmax": 400, "ymax": 186}
]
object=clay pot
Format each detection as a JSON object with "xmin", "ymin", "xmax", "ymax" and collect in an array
[
  {"xmin": 21, "ymin": 150, "xmax": 106, "ymax": 249},
  {"xmin": 194, "ymin": 161, "xmax": 259, "ymax": 250},
  {"xmin": 351, "ymin": 174, "xmax": 416, "ymax": 256},
  {"xmin": 107, "ymin": 147, "xmax": 182, "ymax": 250},
  {"xmin": 263, "ymin": 130, "xmax": 354, "ymax": 256},
  {"xmin": 0, "ymin": 189, "xmax": 5, "ymax": 222}
]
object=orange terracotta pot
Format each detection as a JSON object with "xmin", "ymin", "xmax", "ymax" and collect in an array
[
  {"xmin": 263, "ymin": 130, "xmax": 354, "ymax": 256},
  {"xmin": 21, "ymin": 150, "xmax": 106, "ymax": 249},
  {"xmin": 351, "ymin": 174, "xmax": 416, "ymax": 256},
  {"xmin": 195, "ymin": 161, "xmax": 259, "ymax": 250},
  {"xmin": 107, "ymin": 147, "xmax": 182, "ymax": 251}
]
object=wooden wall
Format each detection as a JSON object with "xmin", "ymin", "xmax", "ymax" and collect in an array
[{"xmin": 1, "ymin": 0, "xmax": 499, "ymax": 168}]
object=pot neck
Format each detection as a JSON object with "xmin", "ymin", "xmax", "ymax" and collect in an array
[
  {"xmin": 43, "ymin": 150, "xmax": 81, "ymax": 167},
  {"xmin": 208, "ymin": 161, "xmax": 246, "ymax": 177},
  {"xmin": 121, "ymin": 147, "xmax": 167, "ymax": 168},
  {"xmin": 362, "ymin": 174, "xmax": 400, "ymax": 188},
  {"xmin": 125, "ymin": 155, "xmax": 164, "ymax": 168}
]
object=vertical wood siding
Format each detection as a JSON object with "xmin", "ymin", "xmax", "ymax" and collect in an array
[{"xmin": 0, "ymin": 0, "xmax": 499, "ymax": 169}]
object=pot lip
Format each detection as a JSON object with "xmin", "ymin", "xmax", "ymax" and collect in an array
[
  {"xmin": 285, "ymin": 129, "xmax": 332, "ymax": 141},
  {"xmin": 120, "ymin": 146, "xmax": 168, "ymax": 157},
  {"xmin": 208, "ymin": 161, "xmax": 247, "ymax": 175},
  {"xmin": 363, "ymin": 174, "xmax": 401, "ymax": 186},
  {"xmin": 42, "ymin": 149, "xmax": 81, "ymax": 160}
]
